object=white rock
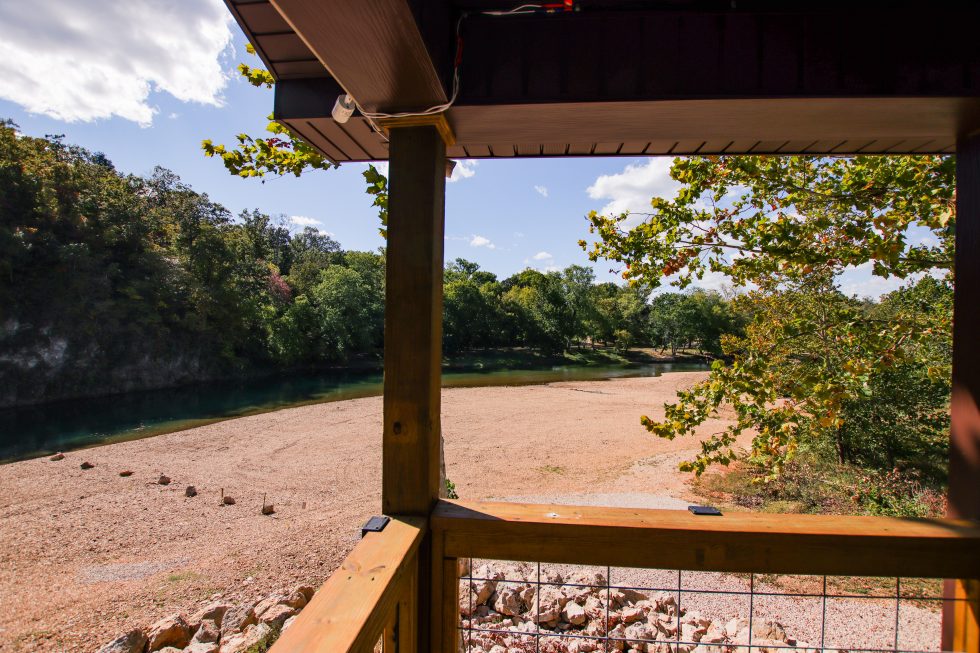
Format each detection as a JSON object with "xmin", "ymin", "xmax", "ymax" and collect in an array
[
  {"xmin": 562, "ymin": 601, "xmax": 587, "ymax": 625},
  {"xmin": 96, "ymin": 630, "xmax": 147, "ymax": 653}
]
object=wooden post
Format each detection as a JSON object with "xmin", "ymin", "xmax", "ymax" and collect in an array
[
  {"xmin": 382, "ymin": 124, "xmax": 446, "ymax": 517},
  {"xmin": 382, "ymin": 124, "xmax": 446, "ymax": 652},
  {"xmin": 944, "ymin": 131, "xmax": 980, "ymax": 653}
]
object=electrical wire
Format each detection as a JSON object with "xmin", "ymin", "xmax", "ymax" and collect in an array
[{"xmin": 351, "ymin": 3, "xmax": 571, "ymax": 123}]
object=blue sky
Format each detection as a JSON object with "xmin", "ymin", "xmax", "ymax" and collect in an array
[{"xmin": 0, "ymin": 0, "xmax": 911, "ymax": 296}]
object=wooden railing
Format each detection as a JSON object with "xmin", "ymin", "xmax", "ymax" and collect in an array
[
  {"xmin": 270, "ymin": 516, "xmax": 425, "ymax": 653},
  {"xmin": 271, "ymin": 501, "xmax": 980, "ymax": 653}
]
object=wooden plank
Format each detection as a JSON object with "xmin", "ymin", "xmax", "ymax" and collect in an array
[
  {"xmin": 268, "ymin": 0, "xmax": 448, "ymax": 113},
  {"xmin": 488, "ymin": 144, "xmax": 515, "ymax": 157},
  {"xmin": 429, "ymin": 525, "xmax": 459, "ymax": 653},
  {"xmin": 432, "ymin": 500, "xmax": 980, "ymax": 579},
  {"xmin": 463, "ymin": 144, "xmax": 492, "ymax": 158},
  {"xmin": 383, "ymin": 126, "xmax": 445, "ymax": 517},
  {"xmin": 566, "ymin": 143, "xmax": 593, "ymax": 155},
  {"xmin": 619, "ymin": 141, "xmax": 650, "ymax": 155},
  {"xmin": 671, "ymin": 140, "xmax": 705, "ymax": 154},
  {"xmin": 516, "ymin": 144, "xmax": 541, "ymax": 156},
  {"xmin": 944, "ymin": 579, "xmax": 980, "ymax": 653},
  {"xmin": 593, "ymin": 142, "xmax": 622, "ymax": 155},
  {"xmin": 270, "ymin": 516, "xmax": 425, "ymax": 653},
  {"xmin": 943, "ymin": 131, "xmax": 980, "ymax": 652}
]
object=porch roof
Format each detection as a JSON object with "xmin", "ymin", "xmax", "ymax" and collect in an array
[{"xmin": 228, "ymin": 0, "xmax": 980, "ymax": 162}]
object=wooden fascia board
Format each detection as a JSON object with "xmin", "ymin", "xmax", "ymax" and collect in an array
[{"xmin": 268, "ymin": 0, "xmax": 447, "ymax": 114}]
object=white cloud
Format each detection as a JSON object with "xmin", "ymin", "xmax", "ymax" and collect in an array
[
  {"xmin": 514, "ymin": 231, "xmax": 525, "ymax": 238},
  {"xmin": 0, "ymin": 0, "xmax": 233, "ymax": 126},
  {"xmin": 532, "ymin": 251, "xmax": 553, "ymax": 261},
  {"xmin": 587, "ymin": 159, "xmax": 682, "ymax": 227},
  {"xmin": 290, "ymin": 216, "xmax": 323, "ymax": 228},
  {"xmin": 534, "ymin": 185, "xmax": 549, "ymax": 197},
  {"xmin": 449, "ymin": 159, "xmax": 478, "ymax": 182},
  {"xmin": 470, "ymin": 235, "xmax": 495, "ymax": 249}
]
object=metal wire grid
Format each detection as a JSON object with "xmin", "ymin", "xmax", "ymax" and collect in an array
[{"xmin": 458, "ymin": 559, "xmax": 967, "ymax": 653}]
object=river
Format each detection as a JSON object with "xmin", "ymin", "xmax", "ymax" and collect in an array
[{"xmin": 0, "ymin": 362, "xmax": 706, "ymax": 463}]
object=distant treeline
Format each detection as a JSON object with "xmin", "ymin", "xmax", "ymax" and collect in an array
[{"xmin": 0, "ymin": 124, "xmax": 739, "ymax": 406}]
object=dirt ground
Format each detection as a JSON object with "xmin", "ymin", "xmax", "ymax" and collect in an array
[{"xmin": 0, "ymin": 372, "xmax": 744, "ymax": 651}]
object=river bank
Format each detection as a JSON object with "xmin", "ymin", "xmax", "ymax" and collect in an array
[
  {"xmin": 0, "ymin": 372, "xmax": 737, "ymax": 652},
  {"xmin": 0, "ymin": 349, "xmax": 708, "ymax": 463}
]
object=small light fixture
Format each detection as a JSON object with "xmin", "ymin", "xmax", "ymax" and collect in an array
[{"xmin": 332, "ymin": 94, "xmax": 355, "ymax": 123}]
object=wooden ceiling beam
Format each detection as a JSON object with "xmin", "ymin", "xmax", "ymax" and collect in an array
[{"xmin": 268, "ymin": 0, "xmax": 449, "ymax": 113}]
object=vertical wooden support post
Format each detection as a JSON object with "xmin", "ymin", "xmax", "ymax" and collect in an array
[
  {"xmin": 383, "ymin": 124, "xmax": 446, "ymax": 516},
  {"xmin": 383, "ymin": 124, "xmax": 446, "ymax": 652},
  {"xmin": 944, "ymin": 131, "xmax": 980, "ymax": 653}
]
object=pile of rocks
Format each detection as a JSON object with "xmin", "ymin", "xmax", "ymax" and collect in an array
[
  {"xmin": 97, "ymin": 585, "xmax": 314, "ymax": 653},
  {"xmin": 460, "ymin": 562, "xmax": 815, "ymax": 653}
]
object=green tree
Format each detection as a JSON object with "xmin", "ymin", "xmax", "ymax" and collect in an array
[{"xmin": 584, "ymin": 155, "xmax": 953, "ymax": 481}]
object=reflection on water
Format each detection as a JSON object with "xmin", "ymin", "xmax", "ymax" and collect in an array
[{"xmin": 0, "ymin": 362, "xmax": 705, "ymax": 463}]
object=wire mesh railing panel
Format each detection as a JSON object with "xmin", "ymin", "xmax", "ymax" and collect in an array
[{"xmin": 458, "ymin": 560, "xmax": 961, "ymax": 653}]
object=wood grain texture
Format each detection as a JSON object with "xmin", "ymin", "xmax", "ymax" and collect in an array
[
  {"xmin": 269, "ymin": 516, "xmax": 425, "ymax": 653},
  {"xmin": 944, "ymin": 132, "xmax": 980, "ymax": 653},
  {"xmin": 432, "ymin": 499, "xmax": 980, "ymax": 579},
  {"xmin": 382, "ymin": 126, "xmax": 446, "ymax": 517},
  {"xmin": 268, "ymin": 0, "xmax": 446, "ymax": 113}
]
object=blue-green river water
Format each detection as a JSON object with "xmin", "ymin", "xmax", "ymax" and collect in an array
[{"xmin": 0, "ymin": 362, "xmax": 706, "ymax": 463}]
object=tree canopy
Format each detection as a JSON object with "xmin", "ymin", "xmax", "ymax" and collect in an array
[{"xmin": 585, "ymin": 154, "xmax": 953, "ymax": 501}]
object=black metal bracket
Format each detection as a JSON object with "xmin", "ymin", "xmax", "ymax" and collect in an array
[
  {"xmin": 361, "ymin": 515, "xmax": 391, "ymax": 537},
  {"xmin": 688, "ymin": 505, "xmax": 723, "ymax": 516}
]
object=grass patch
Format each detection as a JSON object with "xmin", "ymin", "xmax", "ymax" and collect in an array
[
  {"xmin": 166, "ymin": 570, "xmax": 201, "ymax": 583},
  {"xmin": 537, "ymin": 464, "xmax": 566, "ymax": 475},
  {"xmin": 694, "ymin": 454, "xmax": 946, "ymax": 518}
]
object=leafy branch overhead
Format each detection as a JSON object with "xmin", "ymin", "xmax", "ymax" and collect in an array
[
  {"xmin": 201, "ymin": 44, "xmax": 334, "ymax": 179},
  {"xmin": 585, "ymin": 155, "xmax": 954, "ymax": 484},
  {"xmin": 201, "ymin": 46, "xmax": 390, "ymax": 236}
]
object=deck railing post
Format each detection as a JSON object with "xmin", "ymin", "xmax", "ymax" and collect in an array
[
  {"xmin": 944, "ymin": 131, "xmax": 980, "ymax": 653},
  {"xmin": 382, "ymin": 123, "xmax": 447, "ymax": 651}
]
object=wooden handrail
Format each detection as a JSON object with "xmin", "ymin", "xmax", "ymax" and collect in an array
[
  {"xmin": 431, "ymin": 499, "xmax": 980, "ymax": 579},
  {"xmin": 270, "ymin": 516, "xmax": 425, "ymax": 653}
]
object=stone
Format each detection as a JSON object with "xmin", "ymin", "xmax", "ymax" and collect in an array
[
  {"xmin": 186, "ymin": 644, "xmax": 219, "ymax": 653},
  {"xmin": 726, "ymin": 617, "xmax": 748, "ymax": 639},
  {"xmin": 681, "ymin": 622, "xmax": 706, "ymax": 644},
  {"xmin": 294, "ymin": 584, "xmax": 315, "ymax": 602},
  {"xmin": 157, "ymin": 474, "xmax": 171, "ymax": 485},
  {"xmin": 156, "ymin": 648, "xmax": 182, "ymax": 653},
  {"xmin": 192, "ymin": 618, "xmax": 220, "ymax": 644},
  {"xmin": 119, "ymin": 470, "xmax": 133, "ymax": 477},
  {"xmin": 96, "ymin": 629, "xmax": 147, "ymax": 653},
  {"xmin": 493, "ymin": 586, "xmax": 523, "ymax": 616},
  {"xmin": 221, "ymin": 603, "xmax": 257, "ymax": 634},
  {"xmin": 561, "ymin": 601, "xmax": 587, "ymax": 625},
  {"xmin": 222, "ymin": 495, "xmax": 236, "ymax": 505},
  {"xmin": 282, "ymin": 615, "xmax": 298, "ymax": 631},
  {"xmin": 262, "ymin": 503, "xmax": 275, "ymax": 515},
  {"xmin": 622, "ymin": 606, "xmax": 646, "ymax": 623},
  {"xmin": 260, "ymin": 603, "xmax": 298, "ymax": 629},
  {"xmin": 189, "ymin": 602, "xmax": 230, "ymax": 631},
  {"xmin": 146, "ymin": 613, "xmax": 192, "ymax": 651},
  {"xmin": 185, "ymin": 485, "xmax": 197, "ymax": 497},
  {"xmin": 471, "ymin": 564, "xmax": 504, "ymax": 605},
  {"xmin": 80, "ymin": 461, "xmax": 94, "ymax": 469},
  {"xmin": 280, "ymin": 589, "xmax": 307, "ymax": 609},
  {"xmin": 49, "ymin": 452, "xmax": 65, "ymax": 461},
  {"xmin": 218, "ymin": 622, "xmax": 272, "ymax": 653},
  {"xmin": 756, "ymin": 621, "xmax": 787, "ymax": 642},
  {"xmin": 253, "ymin": 595, "xmax": 282, "ymax": 618}
]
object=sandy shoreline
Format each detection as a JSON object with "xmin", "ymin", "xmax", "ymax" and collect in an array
[
  {"xmin": 3, "ymin": 371, "xmax": 940, "ymax": 653},
  {"xmin": 0, "ymin": 373, "xmax": 732, "ymax": 651}
]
